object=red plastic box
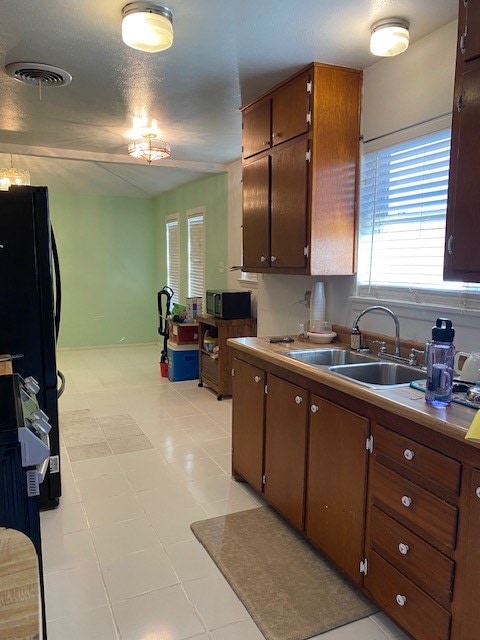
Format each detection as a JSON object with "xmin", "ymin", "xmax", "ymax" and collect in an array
[{"xmin": 168, "ymin": 321, "xmax": 199, "ymax": 344}]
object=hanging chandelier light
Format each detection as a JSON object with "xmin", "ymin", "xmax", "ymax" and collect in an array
[
  {"xmin": 0, "ymin": 155, "xmax": 30, "ymax": 191},
  {"xmin": 122, "ymin": 2, "xmax": 174, "ymax": 53},
  {"xmin": 128, "ymin": 131, "xmax": 171, "ymax": 164}
]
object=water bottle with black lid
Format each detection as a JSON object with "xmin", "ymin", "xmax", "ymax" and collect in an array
[{"xmin": 425, "ymin": 318, "xmax": 455, "ymax": 408}]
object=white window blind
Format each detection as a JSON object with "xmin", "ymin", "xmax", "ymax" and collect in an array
[
  {"xmin": 166, "ymin": 217, "xmax": 180, "ymax": 303},
  {"xmin": 187, "ymin": 211, "xmax": 205, "ymax": 298},
  {"xmin": 357, "ymin": 128, "xmax": 480, "ymax": 306}
]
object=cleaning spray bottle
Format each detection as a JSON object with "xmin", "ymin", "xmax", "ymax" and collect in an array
[{"xmin": 425, "ymin": 318, "xmax": 455, "ymax": 408}]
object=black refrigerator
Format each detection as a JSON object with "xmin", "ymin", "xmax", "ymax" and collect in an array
[{"xmin": 0, "ymin": 186, "xmax": 61, "ymax": 509}]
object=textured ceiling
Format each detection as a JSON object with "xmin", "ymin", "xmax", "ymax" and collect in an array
[{"xmin": 0, "ymin": 0, "xmax": 457, "ymax": 196}]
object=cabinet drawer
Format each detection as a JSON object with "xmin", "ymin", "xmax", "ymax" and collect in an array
[
  {"xmin": 369, "ymin": 506, "xmax": 454, "ymax": 608},
  {"xmin": 372, "ymin": 462, "xmax": 458, "ymax": 550},
  {"xmin": 200, "ymin": 352, "xmax": 218, "ymax": 384},
  {"xmin": 365, "ymin": 551, "xmax": 451, "ymax": 640},
  {"xmin": 375, "ymin": 424, "xmax": 461, "ymax": 495}
]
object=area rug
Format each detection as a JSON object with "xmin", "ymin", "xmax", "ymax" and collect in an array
[{"xmin": 191, "ymin": 506, "xmax": 377, "ymax": 640}]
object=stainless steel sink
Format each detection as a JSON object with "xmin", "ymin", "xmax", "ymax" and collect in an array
[
  {"xmin": 284, "ymin": 348, "xmax": 377, "ymax": 366},
  {"xmin": 329, "ymin": 361, "xmax": 427, "ymax": 388}
]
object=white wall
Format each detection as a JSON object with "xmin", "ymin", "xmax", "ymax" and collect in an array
[{"xmin": 230, "ymin": 20, "xmax": 480, "ymax": 354}]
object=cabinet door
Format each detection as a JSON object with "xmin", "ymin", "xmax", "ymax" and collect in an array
[
  {"xmin": 451, "ymin": 468, "xmax": 480, "ymax": 640},
  {"xmin": 464, "ymin": 1, "xmax": 480, "ymax": 62},
  {"xmin": 271, "ymin": 139, "xmax": 309, "ymax": 269},
  {"xmin": 242, "ymin": 156, "xmax": 270, "ymax": 269},
  {"xmin": 305, "ymin": 397, "xmax": 369, "ymax": 584},
  {"xmin": 264, "ymin": 375, "xmax": 308, "ymax": 529},
  {"xmin": 444, "ymin": 66, "xmax": 480, "ymax": 280},
  {"xmin": 242, "ymin": 100, "xmax": 271, "ymax": 158},
  {"xmin": 272, "ymin": 72, "xmax": 310, "ymax": 147},
  {"xmin": 231, "ymin": 358, "xmax": 265, "ymax": 493}
]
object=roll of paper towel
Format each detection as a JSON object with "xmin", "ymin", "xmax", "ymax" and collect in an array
[{"xmin": 310, "ymin": 282, "xmax": 326, "ymax": 328}]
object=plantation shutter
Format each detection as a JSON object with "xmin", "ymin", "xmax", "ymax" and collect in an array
[
  {"xmin": 188, "ymin": 212, "xmax": 205, "ymax": 298},
  {"xmin": 358, "ymin": 129, "xmax": 452, "ymax": 292},
  {"xmin": 166, "ymin": 217, "xmax": 180, "ymax": 303}
]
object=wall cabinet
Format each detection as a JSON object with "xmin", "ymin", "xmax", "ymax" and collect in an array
[
  {"xmin": 444, "ymin": 0, "xmax": 480, "ymax": 281},
  {"xmin": 241, "ymin": 62, "xmax": 362, "ymax": 275}
]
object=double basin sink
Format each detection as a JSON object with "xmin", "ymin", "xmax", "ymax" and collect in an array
[{"xmin": 284, "ymin": 348, "xmax": 427, "ymax": 389}]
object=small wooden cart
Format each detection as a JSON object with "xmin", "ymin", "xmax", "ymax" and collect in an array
[{"xmin": 196, "ymin": 315, "xmax": 256, "ymax": 400}]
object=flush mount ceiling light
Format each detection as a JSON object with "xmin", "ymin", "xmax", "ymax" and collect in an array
[
  {"xmin": 0, "ymin": 155, "xmax": 30, "ymax": 191},
  {"xmin": 128, "ymin": 132, "xmax": 171, "ymax": 164},
  {"xmin": 370, "ymin": 17, "xmax": 410, "ymax": 57},
  {"xmin": 122, "ymin": 2, "xmax": 173, "ymax": 53}
]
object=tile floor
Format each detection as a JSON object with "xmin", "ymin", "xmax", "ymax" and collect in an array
[{"xmin": 41, "ymin": 344, "xmax": 408, "ymax": 640}]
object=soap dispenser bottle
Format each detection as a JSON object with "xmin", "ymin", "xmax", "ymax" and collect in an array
[{"xmin": 425, "ymin": 318, "xmax": 455, "ymax": 408}]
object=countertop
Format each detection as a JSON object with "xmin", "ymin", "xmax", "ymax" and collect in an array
[{"xmin": 227, "ymin": 336, "xmax": 479, "ymax": 449}]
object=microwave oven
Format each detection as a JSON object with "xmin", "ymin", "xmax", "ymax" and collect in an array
[{"xmin": 206, "ymin": 290, "xmax": 251, "ymax": 319}]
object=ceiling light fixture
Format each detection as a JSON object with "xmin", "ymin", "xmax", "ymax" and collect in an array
[
  {"xmin": 128, "ymin": 132, "xmax": 171, "ymax": 164},
  {"xmin": 122, "ymin": 2, "xmax": 173, "ymax": 53},
  {"xmin": 370, "ymin": 17, "xmax": 410, "ymax": 57},
  {"xmin": 0, "ymin": 155, "xmax": 30, "ymax": 191}
]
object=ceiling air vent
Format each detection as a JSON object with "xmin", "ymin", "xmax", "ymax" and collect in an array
[{"xmin": 4, "ymin": 62, "xmax": 72, "ymax": 87}]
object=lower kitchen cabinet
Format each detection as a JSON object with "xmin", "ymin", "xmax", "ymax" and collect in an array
[
  {"xmin": 229, "ymin": 345, "xmax": 480, "ymax": 640},
  {"xmin": 305, "ymin": 397, "xmax": 369, "ymax": 584},
  {"xmin": 451, "ymin": 467, "xmax": 480, "ymax": 640},
  {"xmin": 364, "ymin": 422, "xmax": 460, "ymax": 640},
  {"xmin": 231, "ymin": 358, "xmax": 265, "ymax": 493},
  {"xmin": 264, "ymin": 374, "xmax": 308, "ymax": 530}
]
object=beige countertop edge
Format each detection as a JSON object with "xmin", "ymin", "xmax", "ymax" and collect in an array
[{"xmin": 228, "ymin": 337, "xmax": 479, "ymax": 449}]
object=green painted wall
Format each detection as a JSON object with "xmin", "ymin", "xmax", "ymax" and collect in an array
[
  {"xmin": 155, "ymin": 173, "xmax": 229, "ymax": 305},
  {"xmin": 49, "ymin": 192, "xmax": 157, "ymax": 347}
]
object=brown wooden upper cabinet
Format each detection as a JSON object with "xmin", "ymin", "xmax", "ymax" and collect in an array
[
  {"xmin": 444, "ymin": 0, "xmax": 480, "ymax": 282},
  {"xmin": 241, "ymin": 62, "xmax": 362, "ymax": 275}
]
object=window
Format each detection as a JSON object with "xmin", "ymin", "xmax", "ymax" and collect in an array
[
  {"xmin": 187, "ymin": 208, "xmax": 205, "ymax": 298},
  {"xmin": 166, "ymin": 216, "xmax": 180, "ymax": 303},
  {"xmin": 357, "ymin": 128, "xmax": 480, "ymax": 305}
]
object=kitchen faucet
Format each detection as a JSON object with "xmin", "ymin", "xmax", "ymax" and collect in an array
[{"xmin": 352, "ymin": 305, "xmax": 401, "ymax": 357}]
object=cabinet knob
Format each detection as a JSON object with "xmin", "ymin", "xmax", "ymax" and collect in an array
[
  {"xmin": 254, "ymin": 375, "xmax": 261, "ymax": 383},
  {"xmin": 260, "ymin": 255, "xmax": 267, "ymax": 262},
  {"xmin": 396, "ymin": 594, "xmax": 407, "ymax": 607},
  {"xmin": 401, "ymin": 495, "xmax": 412, "ymax": 508},
  {"xmin": 311, "ymin": 404, "xmax": 318, "ymax": 413},
  {"xmin": 271, "ymin": 255, "xmax": 277, "ymax": 263},
  {"xmin": 476, "ymin": 487, "xmax": 480, "ymax": 499},
  {"xmin": 403, "ymin": 448, "xmax": 415, "ymax": 461},
  {"xmin": 263, "ymin": 139, "xmax": 270, "ymax": 146},
  {"xmin": 398, "ymin": 543, "xmax": 410, "ymax": 555},
  {"xmin": 295, "ymin": 395, "xmax": 303, "ymax": 404}
]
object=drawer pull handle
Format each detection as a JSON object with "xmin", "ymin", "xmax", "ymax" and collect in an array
[
  {"xmin": 396, "ymin": 594, "xmax": 407, "ymax": 607},
  {"xmin": 476, "ymin": 487, "xmax": 480, "ymax": 499},
  {"xmin": 295, "ymin": 395, "xmax": 303, "ymax": 404},
  {"xmin": 401, "ymin": 495, "xmax": 412, "ymax": 508},
  {"xmin": 398, "ymin": 543, "xmax": 410, "ymax": 555},
  {"xmin": 403, "ymin": 448, "xmax": 415, "ymax": 461},
  {"xmin": 254, "ymin": 376, "xmax": 261, "ymax": 383},
  {"xmin": 311, "ymin": 404, "xmax": 319, "ymax": 413}
]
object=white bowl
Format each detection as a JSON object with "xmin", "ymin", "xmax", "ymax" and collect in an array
[{"xmin": 307, "ymin": 331, "xmax": 337, "ymax": 344}]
